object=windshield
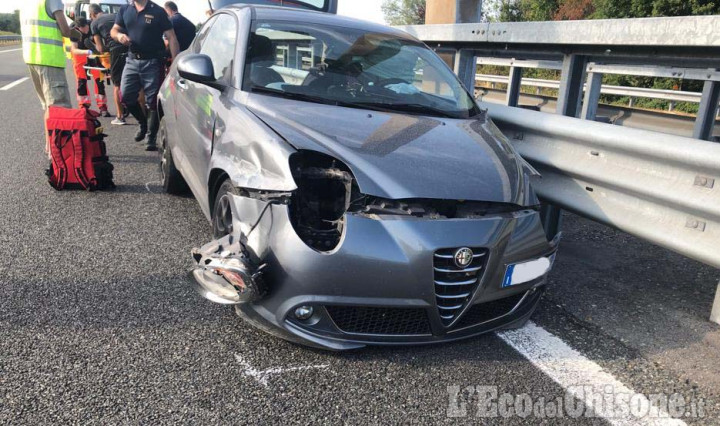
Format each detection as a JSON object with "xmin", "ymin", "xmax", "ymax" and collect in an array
[{"xmin": 243, "ymin": 21, "xmax": 480, "ymax": 119}]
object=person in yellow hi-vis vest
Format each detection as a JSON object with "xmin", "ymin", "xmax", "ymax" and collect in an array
[{"xmin": 20, "ymin": 0, "xmax": 83, "ymax": 155}]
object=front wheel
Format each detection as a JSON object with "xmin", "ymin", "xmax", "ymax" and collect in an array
[
  {"xmin": 158, "ymin": 117, "xmax": 189, "ymax": 195},
  {"xmin": 212, "ymin": 179, "xmax": 240, "ymax": 238}
]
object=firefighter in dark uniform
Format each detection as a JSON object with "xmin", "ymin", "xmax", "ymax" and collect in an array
[{"xmin": 111, "ymin": 0, "xmax": 179, "ymax": 151}]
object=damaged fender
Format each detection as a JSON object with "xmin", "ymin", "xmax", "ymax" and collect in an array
[{"xmin": 209, "ymin": 108, "xmax": 298, "ymax": 194}]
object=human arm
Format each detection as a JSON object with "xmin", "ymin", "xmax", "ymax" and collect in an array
[
  {"xmin": 70, "ymin": 40, "xmax": 93, "ymax": 56},
  {"xmin": 52, "ymin": 10, "xmax": 81, "ymax": 39},
  {"xmin": 111, "ymin": 9, "xmax": 130, "ymax": 46},
  {"xmin": 110, "ymin": 24, "xmax": 131, "ymax": 46},
  {"xmin": 164, "ymin": 28, "xmax": 180, "ymax": 60},
  {"xmin": 93, "ymin": 34, "xmax": 105, "ymax": 53}
]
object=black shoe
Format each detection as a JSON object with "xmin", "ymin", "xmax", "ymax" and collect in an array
[
  {"xmin": 100, "ymin": 109, "xmax": 112, "ymax": 118},
  {"xmin": 134, "ymin": 125, "xmax": 147, "ymax": 142},
  {"xmin": 146, "ymin": 110, "xmax": 159, "ymax": 149},
  {"xmin": 145, "ymin": 130, "xmax": 157, "ymax": 151}
]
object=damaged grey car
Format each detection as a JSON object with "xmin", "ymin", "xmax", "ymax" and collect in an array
[{"xmin": 157, "ymin": 5, "xmax": 560, "ymax": 350}]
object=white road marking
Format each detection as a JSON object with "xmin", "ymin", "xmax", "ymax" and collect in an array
[
  {"xmin": 498, "ymin": 322, "xmax": 686, "ymax": 425},
  {"xmin": 234, "ymin": 353, "xmax": 329, "ymax": 388},
  {"xmin": 1, "ymin": 77, "xmax": 29, "ymax": 91},
  {"xmin": 0, "ymin": 48, "xmax": 22, "ymax": 54},
  {"xmin": 144, "ymin": 180, "xmax": 163, "ymax": 193}
]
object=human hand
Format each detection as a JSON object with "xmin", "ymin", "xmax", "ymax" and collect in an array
[{"xmin": 117, "ymin": 33, "xmax": 131, "ymax": 46}]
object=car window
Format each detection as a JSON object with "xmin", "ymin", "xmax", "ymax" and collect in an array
[
  {"xmin": 243, "ymin": 21, "xmax": 479, "ymax": 119},
  {"xmin": 198, "ymin": 14, "xmax": 237, "ymax": 82},
  {"xmin": 192, "ymin": 16, "xmax": 216, "ymax": 53}
]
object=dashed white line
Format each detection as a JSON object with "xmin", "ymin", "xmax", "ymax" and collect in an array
[
  {"xmin": 1, "ymin": 77, "xmax": 29, "ymax": 91},
  {"xmin": 234, "ymin": 353, "xmax": 329, "ymax": 387},
  {"xmin": 0, "ymin": 48, "xmax": 22, "ymax": 54},
  {"xmin": 498, "ymin": 322, "xmax": 687, "ymax": 425}
]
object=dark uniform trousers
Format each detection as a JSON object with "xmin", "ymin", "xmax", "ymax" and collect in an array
[{"xmin": 121, "ymin": 56, "xmax": 164, "ymax": 147}]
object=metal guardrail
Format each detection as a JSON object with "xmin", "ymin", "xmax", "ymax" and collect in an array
[
  {"xmin": 0, "ymin": 35, "xmax": 20, "ymax": 42},
  {"xmin": 485, "ymin": 102, "xmax": 720, "ymax": 269},
  {"xmin": 400, "ymin": 16, "xmax": 720, "ymax": 140},
  {"xmin": 402, "ymin": 16, "xmax": 720, "ymax": 320},
  {"xmin": 476, "ymin": 74, "xmax": 703, "ymax": 107}
]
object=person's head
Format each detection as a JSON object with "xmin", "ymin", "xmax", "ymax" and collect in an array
[
  {"xmin": 88, "ymin": 4, "xmax": 102, "ymax": 20},
  {"xmin": 75, "ymin": 17, "xmax": 90, "ymax": 34},
  {"xmin": 164, "ymin": 1, "xmax": 179, "ymax": 16}
]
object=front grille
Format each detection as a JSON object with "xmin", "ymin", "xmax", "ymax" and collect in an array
[
  {"xmin": 433, "ymin": 247, "xmax": 489, "ymax": 325},
  {"xmin": 326, "ymin": 306, "xmax": 431, "ymax": 335},
  {"xmin": 453, "ymin": 292, "xmax": 526, "ymax": 330}
]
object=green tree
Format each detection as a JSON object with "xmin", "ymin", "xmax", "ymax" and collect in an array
[
  {"xmin": 592, "ymin": 0, "xmax": 720, "ymax": 18},
  {"xmin": 0, "ymin": 10, "xmax": 20, "ymax": 34},
  {"xmin": 498, "ymin": 0, "xmax": 558, "ymax": 21},
  {"xmin": 382, "ymin": 0, "xmax": 426, "ymax": 25}
]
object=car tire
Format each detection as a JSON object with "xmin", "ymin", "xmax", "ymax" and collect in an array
[
  {"xmin": 212, "ymin": 179, "xmax": 240, "ymax": 238},
  {"xmin": 158, "ymin": 117, "xmax": 189, "ymax": 195}
]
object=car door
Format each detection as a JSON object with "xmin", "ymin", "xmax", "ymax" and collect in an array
[{"xmin": 174, "ymin": 13, "xmax": 238, "ymax": 206}]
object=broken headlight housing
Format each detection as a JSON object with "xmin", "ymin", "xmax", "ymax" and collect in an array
[{"xmin": 288, "ymin": 151, "xmax": 358, "ymax": 253}]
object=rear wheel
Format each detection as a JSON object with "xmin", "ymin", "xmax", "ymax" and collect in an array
[
  {"xmin": 159, "ymin": 117, "xmax": 189, "ymax": 195},
  {"xmin": 212, "ymin": 179, "xmax": 240, "ymax": 238}
]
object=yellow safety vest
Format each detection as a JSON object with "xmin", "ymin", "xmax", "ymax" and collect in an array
[{"xmin": 20, "ymin": 1, "xmax": 66, "ymax": 68}]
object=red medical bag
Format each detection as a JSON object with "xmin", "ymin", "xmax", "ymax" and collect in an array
[{"xmin": 46, "ymin": 107, "xmax": 115, "ymax": 191}]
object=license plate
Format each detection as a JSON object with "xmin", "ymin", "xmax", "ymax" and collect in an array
[{"xmin": 502, "ymin": 254, "xmax": 556, "ymax": 288}]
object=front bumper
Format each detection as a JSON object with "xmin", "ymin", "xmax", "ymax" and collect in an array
[{"xmin": 219, "ymin": 195, "xmax": 556, "ymax": 350}]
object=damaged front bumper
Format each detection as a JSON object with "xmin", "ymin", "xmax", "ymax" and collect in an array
[
  {"xmin": 190, "ymin": 192, "xmax": 559, "ymax": 351},
  {"xmin": 191, "ymin": 233, "xmax": 265, "ymax": 305}
]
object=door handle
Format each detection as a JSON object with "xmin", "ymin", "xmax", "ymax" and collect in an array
[{"xmin": 176, "ymin": 78, "xmax": 188, "ymax": 90}]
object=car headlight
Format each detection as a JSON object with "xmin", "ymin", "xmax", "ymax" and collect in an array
[{"xmin": 288, "ymin": 150, "xmax": 356, "ymax": 253}]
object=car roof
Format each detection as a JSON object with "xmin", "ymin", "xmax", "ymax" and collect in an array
[
  {"xmin": 64, "ymin": 0, "xmax": 127, "ymax": 4},
  {"xmin": 220, "ymin": 4, "xmax": 416, "ymax": 41}
]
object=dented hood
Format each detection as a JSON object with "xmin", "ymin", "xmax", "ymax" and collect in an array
[{"xmin": 247, "ymin": 95, "xmax": 528, "ymax": 204}]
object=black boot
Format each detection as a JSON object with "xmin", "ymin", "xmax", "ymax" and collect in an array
[
  {"xmin": 126, "ymin": 104, "xmax": 147, "ymax": 142},
  {"xmin": 145, "ymin": 110, "xmax": 159, "ymax": 152}
]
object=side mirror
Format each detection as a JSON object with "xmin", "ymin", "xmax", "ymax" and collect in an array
[{"xmin": 177, "ymin": 54, "xmax": 217, "ymax": 85}]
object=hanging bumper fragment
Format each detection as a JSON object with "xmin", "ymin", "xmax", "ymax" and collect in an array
[{"xmin": 190, "ymin": 231, "xmax": 266, "ymax": 305}]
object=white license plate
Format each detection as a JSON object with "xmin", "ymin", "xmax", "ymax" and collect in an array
[{"xmin": 502, "ymin": 254, "xmax": 556, "ymax": 288}]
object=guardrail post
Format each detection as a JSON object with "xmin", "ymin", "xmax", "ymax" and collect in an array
[
  {"xmin": 542, "ymin": 54, "xmax": 588, "ymax": 239},
  {"xmin": 556, "ymin": 54, "xmax": 587, "ymax": 118},
  {"xmin": 693, "ymin": 79, "xmax": 720, "ymax": 141},
  {"xmin": 712, "ymin": 281, "xmax": 720, "ymax": 325},
  {"xmin": 581, "ymin": 72, "xmax": 603, "ymax": 121},
  {"xmin": 455, "ymin": 49, "xmax": 477, "ymax": 95},
  {"xmin": 506, "ymin": 66, "xmax": 523, "ymax": 107}
]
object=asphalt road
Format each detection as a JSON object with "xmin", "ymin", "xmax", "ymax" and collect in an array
[{"xmin": 0, "ymin": 47, "xmax": 718, "ymax": 424}]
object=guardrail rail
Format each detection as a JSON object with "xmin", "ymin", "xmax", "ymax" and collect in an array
[
  {"xmin": 400, "ymin": 16, "xmax": 720, "ymax": 322},
  {"xmin": 0, "ymin": 35, "xmax": 20, "ymax": 45}
]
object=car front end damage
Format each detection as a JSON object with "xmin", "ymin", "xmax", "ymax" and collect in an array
[{"xmin": 190, "ymin": 148, "xmax": 559, "ymax": 350}]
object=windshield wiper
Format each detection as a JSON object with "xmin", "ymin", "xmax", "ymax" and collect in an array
[
  {"xmin": 251, "ymin": 86, "xmax": 367, "ymax": 110},
  {"xmin": 251, "ymin": 86, "xmax": 336, "ymax": 105},
  {"xmin": 352, "ymin": 102, "xmax": 461, "ymax": 119},
  {"xmin": 251, "ymin": 87, "xmax": 465, "ymax": 118}
]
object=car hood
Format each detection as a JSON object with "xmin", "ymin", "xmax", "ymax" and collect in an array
[{"xmin": 247, "ymin": 94, "xmax": 529, "ymax": 204}]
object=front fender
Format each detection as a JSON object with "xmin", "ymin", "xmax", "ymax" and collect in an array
[{"xmin": 208, "ymin": 105, "xmax": 298, "ymax": 192}]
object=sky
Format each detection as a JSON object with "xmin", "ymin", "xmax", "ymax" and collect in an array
[{"xmin": 0, "ymin": 1, "xmax": 387, "ymax": 25}]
